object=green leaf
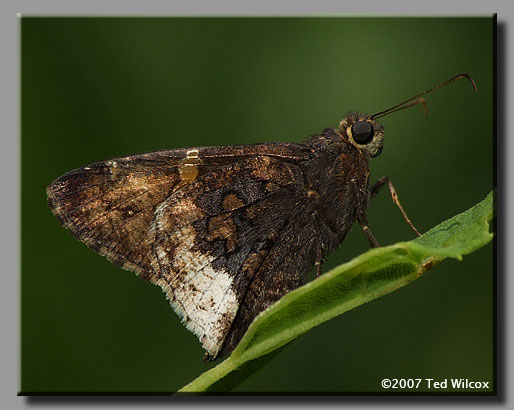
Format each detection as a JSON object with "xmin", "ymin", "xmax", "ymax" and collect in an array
[{"xmin": 178, "ymin": 191, "xmax": 494, "ymax": 393}]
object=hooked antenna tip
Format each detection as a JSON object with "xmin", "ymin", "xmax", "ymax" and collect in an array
[{"xmin": 456, "ymin": 72, "xmax": 478, "ymax": 92}]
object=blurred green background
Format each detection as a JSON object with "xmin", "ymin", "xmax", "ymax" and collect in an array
[{"xmin": 21, "ymin": 17, "xmax": 494, "ymax": 393}]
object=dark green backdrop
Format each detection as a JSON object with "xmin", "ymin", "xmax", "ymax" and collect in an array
[{"xmin": 21, "ymin": 17, "xmax": 494, "ymax": 393}]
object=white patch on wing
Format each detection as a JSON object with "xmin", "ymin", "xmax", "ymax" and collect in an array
[{"xmin": 153, "ymin": 223, "xmax": 239, "ymax": 356}]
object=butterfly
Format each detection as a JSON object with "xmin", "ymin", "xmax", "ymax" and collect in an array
[{"xmin": 46, "ymin": 73, "xmax": 476, "ymax": 361}]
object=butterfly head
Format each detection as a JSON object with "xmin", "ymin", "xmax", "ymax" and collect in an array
[
  {"xmin": 339, "ymin": 73, "xmax": 477, "ymax": 160},
  {"xmin": 339, "ymin": 113, "xmax": 385, "ymax": 158}
]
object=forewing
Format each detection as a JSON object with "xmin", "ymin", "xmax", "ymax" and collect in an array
[{"xmin": 47, "ymin": 143, "xmax": 313, "ymax": 278}]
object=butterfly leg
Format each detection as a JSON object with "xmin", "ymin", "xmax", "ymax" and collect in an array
[
  {"xmin": 315, "ymin": 261, "xmax": 323, "ymax": 277},
  {"xmin": 351, "ymin": 178, "xmax": 381, "ymax": 248},
  {"xmin": 315, "ymin": 249, "xmax": 327, "ymax": 277},
  {"xmin": 371, "ymin": 176, "xmax": 421, "ymax": 236},
  {"xmin": 313, "ymin": 223, "xmax": 327, "ymax": 277},
  {"xmin": 358, "ymin": 212, "xmax": 381, "ymax": 248}
]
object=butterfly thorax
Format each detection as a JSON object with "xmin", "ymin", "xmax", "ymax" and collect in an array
[{"xmin": 300, "ymin": 127, "xmax": 371, "ymax": 253}]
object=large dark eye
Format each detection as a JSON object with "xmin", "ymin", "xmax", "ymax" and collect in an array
[{"xmin": 351, "ymin": 121, "xmax": 374, "ymax": 145}]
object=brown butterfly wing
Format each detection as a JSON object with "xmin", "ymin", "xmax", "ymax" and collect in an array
[
  {"xmin": 47, "ymin": 143, "xmax": 318, "ymax": 358},
  {"xmin": 148, "ymin": 154, "xmax": 319, "ymax": 357}
]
